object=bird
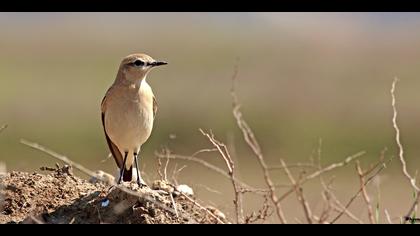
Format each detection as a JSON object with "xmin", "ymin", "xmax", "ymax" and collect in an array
[{"xmin": 101, "ymin": 53, "xmax": 167, "ymax": 187}]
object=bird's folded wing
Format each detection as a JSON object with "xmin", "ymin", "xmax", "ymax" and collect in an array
[
  {"xmin": 101, "ymin": 95, "xmax": 123, "ymax": 169},
  {"xmin": 153, "ymin": 96, "xmax": 158, "ymax": 120}
]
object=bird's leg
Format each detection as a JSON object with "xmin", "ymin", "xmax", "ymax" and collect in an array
[
  {"xmin": 117, "ymin": 151, "xmax": 129, "ymax": 184},
  {"xmin": 134, "ymin": 152, "xmax": 147, "ymax": 188}
]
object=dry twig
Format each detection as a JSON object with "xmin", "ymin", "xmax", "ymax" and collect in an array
[
  {"xmin": 267, "ymin": 163, "xmax": 317, "ymax": 171},
  {"xmin": 384, "ymin": 209, "xmax": 393, "ymax": 224},
  {"xmin": 169, "ymin": 193, "xmax": 180, "ymax": 221},
  {"xmin": 157, "ymin": 155, "xmax": 164, "ymax": 180},
  {"xmin": 280, "ymin": 158, "xmax": 313, "ymax": 223},
  {"xmin": 155, "ymin": 150, "xmax": 266, "ymax": 194},
  {"xmin": 391, "ymin": 78, "xmax": 420, "ymax": 221},
  {"xmin": 331, "ymin": 155, "xmax": 391, "ymax": 223},
  {"xmin": 171, "ymin": 164, "xmax": 187, "ymax": 186},
  {"xmin": 164, "ymin": 156, "xmax": 170, "ymax": 182},
  {"xmin": 199, "ymin": 128, "xmax": 244, "ymax": 224},
  {"xmin": 356, "ymin": 161, "xmax": 376, "ymax": 224},
  {"xmin": 391, "ymin": 78, "xmax": 419, "ymax": 192},
  {"xmin": 191, "ymin": 148, "xmax": 218, "ymax": 157},
  {"xmin": 305, "ymin": 151, "xmax": 366, "ymax": 181},
  {"xmin": 327, "ymin": 190, "xmax": 364, "ymax": 224},
  {"xmin": 244, "ymin": 194, "xmax": 273, "ymax": 224},
  {"xmin": 230, "ymin": 61, "xmax": 287, "ymax": 224},
  {"xmin": 277, "ymin": 151, "xmax": 366, "ymax": 204},
  {"xmin": 316, "ymin": 148, "xmax": 363, "ymax": 224}
]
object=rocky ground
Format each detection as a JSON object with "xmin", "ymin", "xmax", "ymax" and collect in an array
[{"xmin": 0, "ymin": 165, "xmax": 228, "ymax": 224}]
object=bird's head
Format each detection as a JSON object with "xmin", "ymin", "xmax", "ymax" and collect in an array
[{"xmin": 118, "ymin": 53, "xmax": 167, "ymax": 82}]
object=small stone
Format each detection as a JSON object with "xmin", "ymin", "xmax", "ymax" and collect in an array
[
  {"xmin": 175, "ymin": 184, "xmax": 194, "ymax": 196},
  {"xmin": 101, "ymin": 199, "xmax": 110, "ymax": 207}
]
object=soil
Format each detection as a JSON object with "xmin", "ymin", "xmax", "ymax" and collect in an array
[{"xmin": 0, "ymin": 165, "xmax": 228, "ymax": 224}]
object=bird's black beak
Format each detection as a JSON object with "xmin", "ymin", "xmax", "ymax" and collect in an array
[{"xmin": 150, "ymin": 61, "xmax": 168, "ymax": 67}]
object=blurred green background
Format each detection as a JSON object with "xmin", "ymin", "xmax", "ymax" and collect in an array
[{"xmin": 1, "ymin": 13, "xmax": 420, "ymax": 223}]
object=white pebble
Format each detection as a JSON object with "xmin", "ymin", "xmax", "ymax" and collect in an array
[
  {"xmin": 101, "ymin": 199, "xmax": 110, "ymax": 207},
  {"xmin": 176, "ymin": 184, "xmax": 194, "ymax": 196}
]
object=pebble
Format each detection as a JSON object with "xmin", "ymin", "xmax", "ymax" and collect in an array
[
  {"xmin": 176, "ymin": 184, "xmax": 194, "ymax": 196},
  {"xmin": 101, "ymin": 199, "xmax": 110, "ymax": 207}
]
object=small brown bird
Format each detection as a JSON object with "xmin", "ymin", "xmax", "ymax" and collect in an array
[{"xmin": 101, "ymin": 53, "xmax": 167, "ymax": 186}]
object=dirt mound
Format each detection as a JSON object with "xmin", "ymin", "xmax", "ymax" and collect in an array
[{"xmin": 0, "ymin": 166, "xmax": 228, "ymax": 224}]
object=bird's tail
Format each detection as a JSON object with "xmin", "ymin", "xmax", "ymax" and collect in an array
[{"xmin": 122, "ymin": 166, "xmax": 133, "ymax": 182}]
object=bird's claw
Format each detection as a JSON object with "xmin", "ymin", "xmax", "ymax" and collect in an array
[{"xmin": 137, "ymin": 181, "xmax": 149, "ymax": 189}]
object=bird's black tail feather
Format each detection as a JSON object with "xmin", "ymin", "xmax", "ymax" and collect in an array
[{"xmin": 122, "ymin": 166, "xmax": 133, "ymax": 182}]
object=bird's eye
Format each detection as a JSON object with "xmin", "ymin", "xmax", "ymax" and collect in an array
[{"xmin": 133, "ymin": 60, "xmax": 145, "ymax": 67}]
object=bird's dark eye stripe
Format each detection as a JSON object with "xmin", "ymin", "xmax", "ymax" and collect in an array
[
  {"xmin": 129, "ymin": 60, "xmax": 147, "ymax": 66},
  {"xmin": 133, "ymin": 60, "xmax": 145, "ymax": 66}
]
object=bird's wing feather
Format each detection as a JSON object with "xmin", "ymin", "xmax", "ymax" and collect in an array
[
  {"xmin": 101, "ymin": 94, "xmax": 123, "ymax": 169},
  {"xmin": 153, "ymin": 96, "xmax": 158, "ymax": 120}
]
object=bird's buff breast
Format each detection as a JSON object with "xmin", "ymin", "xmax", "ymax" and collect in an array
[{"xmin": 105, "ymin": 93, "xmax": 154, "ymax": 152}]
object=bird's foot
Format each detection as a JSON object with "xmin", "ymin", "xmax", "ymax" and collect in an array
[{"xmin": 137, "ymin": 181, "xmax": 149, "ymax": 189}]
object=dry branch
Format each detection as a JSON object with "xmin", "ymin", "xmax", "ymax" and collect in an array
[
  {"xmin": 328, "ymin": 191, "xmax": 364, "ymax": 224},
  {"xmin": 20, "ymin": 139, "xmax": 97, "ymax": 178},
  {"xmin": 190, "ymin": 148, "xmax": 218, "ymax": 157},
  {"xmin": 315, "ymin": 140, "xmax": 336, "ymax": 224},
  {"xmin": 163, "ymin": 156, "xmax": 170, "ymax": 182},
  {"xmin": 244, "ymin": 194, "xmax": 273, "ymax": 224},
  {"xmin": 155, "ymin": 150, "xmax": 266, "ymax": 194},
  {"xmin": 356, "ymin": 161, "xmax": 376, "ymax": 224},
  {"xmin": 305, "ymin": 151, "xmax": 366, "ymax": 180},
  {"xmin": 319, "ymin": 189, "xmax": 333, "ymax": 224},
  {"xmin": 391, "ymin": 78, "xmax": 419, "ymax": 192},
  {"xmin": 171, "ymin": 164, "xmax": 187, "ymax": 186},
  {"xmin": 230, "ymin": 62, "xmax": 287, "ymax": 224},
  {"xmin": 384, "ymin": 209, "xmax": 393, "ymax": 224},
  {"xmin": 169, "ymin": 192, "xmax": 179, "ymax": 220},
  {"xmin": 391, "ymin": 78, "xmax": 420, "ymax": 221},
  {"xmin": 280, "ymin": 159, "xmax": 313, "ymax": 223},
  {"xmin": 199, "ymin": 128, "xmax": 244, "ymax": 224},
  {"xmin": 316, "ymin": 146, "xmax": 364, "ymax": 224},
  {"xmin": 331, "ymin": 155, "xmax": 391, "ymax": 223},
  {"xmin": 157, "ymin": 155, "xmax": 164, "ymax": 180},
  {"xmin": 267, "ymin": 163, "xmax": 317, "ymax": 171},
  {"xmin": 277, "ymin": 151, "xmax": 365, "ymax": 204}
]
